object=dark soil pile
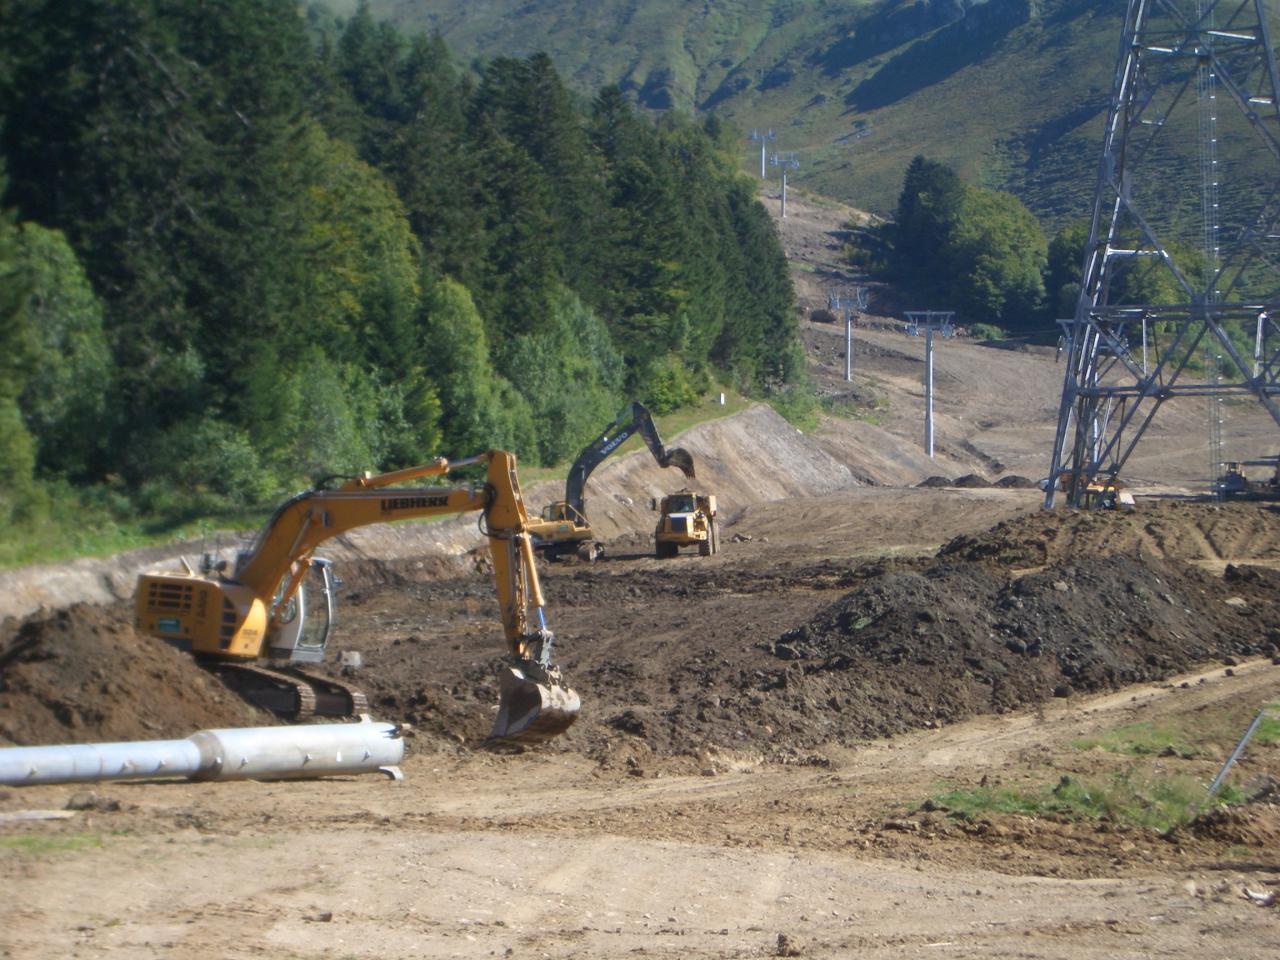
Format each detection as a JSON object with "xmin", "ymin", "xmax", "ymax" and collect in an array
[
  {"xmin": 542, "ymin": 555, "xmax": 1278, "ymax": 762},
  {"xmin": 750, "ymin": 555, "xmax": 1277, "ymax": 737},
  {"xmin": 0, "ymin": 603, "xmax": 269, "ymax": 746},
  {"xmin": 328, "ymin": 560, "xmax": 865, "ymax": 756},
  {"xmin": 1174, "ymin": 800, "xmax": 1280, "ymax": 849},
  {"xmin": 940, "ymin": 499, "xmax": 1280, "ymax": 567},
  {"xmin": 5, "ymin": 503, "xmax": 1280, "ymax": 762},
  {"xmin": 335, "ymin": 550, "xmax": 1280, "ymax": 762}
]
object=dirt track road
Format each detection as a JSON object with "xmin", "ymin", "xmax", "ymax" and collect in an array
[{"xmin": 4, "ymin": 657, "xmax": 1278, "ymax": 959}]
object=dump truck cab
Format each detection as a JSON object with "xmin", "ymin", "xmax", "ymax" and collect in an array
[
  {"xmin": 652, "ymin": 490, "xmax": 719, "ymax": 558},
  {"xmin": 1081, "ymin": 479, "xmax": 1135, "ymax": 510},
  {"xmin": 1220, "ymin": 461, "xmax": 1251, "ymax": 498}
]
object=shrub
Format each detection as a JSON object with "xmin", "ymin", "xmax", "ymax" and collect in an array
[
  {"xmin": 769, "ymin": 383, "xmax": 821, "ymax": 431},
  {"xmin": 644, "ymin": 354, "xmax": 702, "ymax": 414}
]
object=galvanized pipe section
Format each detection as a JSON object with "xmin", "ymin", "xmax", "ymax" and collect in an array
[
  {"xmin": 0, "ymin": 717, "xmax": 405, "ymax": 786},
  {"xmin": 0, "ymin": 739, "xmax": 202, "ymax": 784}
]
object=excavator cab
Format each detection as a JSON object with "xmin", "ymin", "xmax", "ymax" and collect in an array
[
  {"xmin": 266, "ymin": 559, "xmax": 338, "ymax": 663},
  {"xmin": 539, "ymin": 500, "xmax": 588, "ymax": 526}
]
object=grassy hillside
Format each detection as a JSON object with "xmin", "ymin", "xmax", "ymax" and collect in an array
[{"xmin": 346, "ymin": 0, "xmax": 1278, "ymax": 233}]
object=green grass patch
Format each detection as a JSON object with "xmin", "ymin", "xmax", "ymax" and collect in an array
[
  {"xmin": 0, "ymin": 489, "xmax": 274, "ymax": 570},
  {"xmin": 970, "ymin": 323, "xmax": 1008, "ymax": 341},
  {"xmin": 653, "ymin": 388, "xmax": 753, "ymax": 438},
  {"xmin": 930, "ymin": 769, "xmax": 1211, "ymax": 833},
  {"xmin": 821, "ymin": 388, "xmax": 889, "ymax": 426},
  {"xmin": 768, "ymin": 386, "xmax": 821, "ymax": 431},
  {"xmin": 1253, "ymin": 706, "xmax": 1280, "ymax": 746},
  {"xmin": 1072, "ymin": 721, "xmax": 1203, "ymax": 758},
  {"xmin": 0, "ymin": 832, "xmax": 105, "ymax": 859}
]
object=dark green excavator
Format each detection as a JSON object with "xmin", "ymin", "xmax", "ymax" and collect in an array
[{"xmin": 528, "ymin": 402, "xmax": 695, "ymax": 561}]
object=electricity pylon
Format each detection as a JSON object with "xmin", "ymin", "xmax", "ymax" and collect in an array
[{"xmin": 1045, "ymin": 0, "xmax": 1280, "ymax": 507}]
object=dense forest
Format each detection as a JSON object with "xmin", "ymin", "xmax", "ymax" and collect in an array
[
  {"xmin": 875, "ymin": 156, "xmax": 1202, "ymax": 337},
  {"xmin": 0, "ymin": 0, "xmax": 796, "ymax": 554}
]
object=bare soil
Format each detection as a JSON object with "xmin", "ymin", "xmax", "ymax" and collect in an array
[{"xmin": 3, "ymin": 194, "xmax": 1280, "ymax": 959}]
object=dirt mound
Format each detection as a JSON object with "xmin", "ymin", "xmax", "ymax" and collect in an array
[
  {"xmin": 994, "ymin": 475, "xmax": 1036, "ymax": 488},
  {"xmin": 551, "ymin": 553, "xmax": 1274, "ymax": 760},
  {"xmin": 941, "ymin": 499, "xmax": 1280, "ymax": 567},
  {"xmin": 323, "ymin": 506, "xmax": 1280, "ymax": 763},
  {"xmin": 918, "ymin": 476, "xmax": 951, "ymax": 488},
  {"xmin": 1176, "ymin": 800, "xmax": 1280, "ymax": 848},
  {"xmin": 952, "ymin": 473, "xmax": 990, "ymax": 488},
  {"xmin": 8, "ymin": 502, "xmax": 1280, "ymax": 761},
  {"xmin": 0, "ymin": 603, "xmax": 269, "ymax": 746},
  {"xmin": 752, "ymin": 554, "xmax": 1275, "ymax": 734}
]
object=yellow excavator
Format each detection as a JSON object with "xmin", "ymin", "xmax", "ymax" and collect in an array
[
  {"xmin": 528, "ymin": 401, "xmax": 695, "ymax": 561},
  {"xmin": 135, "ymin": 450, "xmax": 580, "ymax": 745}
]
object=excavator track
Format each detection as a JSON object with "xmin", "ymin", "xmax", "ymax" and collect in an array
[{"xmin": 203, "ymin": 661, "xmax": 368, "ymax": 721}]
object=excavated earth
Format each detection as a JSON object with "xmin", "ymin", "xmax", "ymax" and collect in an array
[{"xmin": 3, "ymin": 194, "xmax": 1280, "ymax": 959}]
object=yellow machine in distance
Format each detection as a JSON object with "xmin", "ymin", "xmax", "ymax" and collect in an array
[
  {"xmin": 652, "ymin": 490, "xmax": 719, "ymax": 558},
  {"xmin": 528, "ymin": 401, "xmax": 695, "ymax": 561},
  {"xmin": 136, "ymin": 450, "xmax": 580, "ymax": 744}
]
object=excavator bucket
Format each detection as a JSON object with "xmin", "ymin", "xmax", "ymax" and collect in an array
[
  {"xmin": 488, "ymin": 664, "xmax": 581, "ymax": 745},
  {"xmin": 663, "ymin": 446, "xmax": 696, "ymax": 479}
]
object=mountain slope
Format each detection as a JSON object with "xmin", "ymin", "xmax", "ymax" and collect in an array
[
  {"xmin": 344, "ymin": 0, "xmax": 1110, "ymax": 222},
  {"xmin": 346, "ymin": 0, "xmax": 1278, "ymax": 232}
]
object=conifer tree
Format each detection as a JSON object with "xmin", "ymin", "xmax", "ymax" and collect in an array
[
  {"xmin": 11, "ymin": 223, "xmax": 111, "ymax": 479},
  {"xmin": 0, "ymin": 168, "xmax": 36, "ymax": 519}
]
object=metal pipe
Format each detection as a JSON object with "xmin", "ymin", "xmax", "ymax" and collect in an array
[
  {"xmin": 0, "ymin": 716, "xmax": 405, "ymax": 786},
  {"xmin": 925, "ymin": 326, "xmax": 935, "ymax": 458},
  {"xmin": 845, "ymin": 312, "xmax": 853, "ymax": 382},
  {"xmin": 1204, "ymin": 707, "xmax": 1270, "ymax": 804}
]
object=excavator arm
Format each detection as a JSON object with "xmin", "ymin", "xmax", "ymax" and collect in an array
[
  {"xmin": 562, "ymin": 402, "xmax": 695, "ymax": 517},
  {"xmin": 137, "ymin": 450, "xmax": 579, "ymax": 744}
]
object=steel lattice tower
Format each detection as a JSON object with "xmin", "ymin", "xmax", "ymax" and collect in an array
[{"xmin": 1045, "ymin": 0, "xmax": 1280, "ymax": 507}]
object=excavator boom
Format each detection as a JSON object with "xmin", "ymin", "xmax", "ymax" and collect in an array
[
  {"xmin": 136, "ymin": 450, "xmax": 579, "ymax": 745},
  {"xmin": 532, "ymin": 401, "xmax": 696, "ymax": 560},
  {"xmin": 563, "ymin": 401, "xmax": 694, "ymax": 514}
]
